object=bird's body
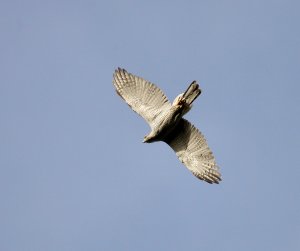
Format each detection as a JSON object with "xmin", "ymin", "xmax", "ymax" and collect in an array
[
  {"xmin": 143, "ymin": 105, "xmax": 182, "ymax": 143},
  {"xmin": 113, "ymin": 68, "xmax": 221, "ymax": 184},
  {"xmin": 143, "ymin": 82, "xmax": 200, "ymax": 143}
]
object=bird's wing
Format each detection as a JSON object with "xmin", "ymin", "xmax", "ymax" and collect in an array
[
  {"xmin": 113, "ymin": 68, "xmax": 172, "ymax": 128},
  {"xmin": 164, "ymin": 119, "xmax": 221, "ymax": 184}
]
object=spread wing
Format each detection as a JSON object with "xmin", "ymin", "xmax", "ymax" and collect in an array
[
  {"xmin": 113, "ymin": 68, "xmax": 172, "ymax": 129},
  {"xmin": 164, "ymin": 119, "xmax": 221, "ymax": 184}
]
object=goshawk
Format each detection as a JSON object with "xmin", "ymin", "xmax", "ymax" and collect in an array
[{"xmin": 113, "ymin": 68, "xmax": 221, "ymax": 184}]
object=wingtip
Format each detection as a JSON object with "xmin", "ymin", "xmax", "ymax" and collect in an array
[
  {"xmin": 113, "ymin": 68, "xmax": 127, "ymax": 81},
  {"xmin": 115, "ymin": 67, "xmax": 126, "ymax": 73},
  {"xmin": 207, "ymin": 178, "xmax": 221, "ymax": 184},
  {"xmin": 205, "ymin": 177, "xmax": 222, "ymax": 184},
  {"xmin": 212, "ymin": 175, "xmax": 222, "ymax": 184},
  {"xmin": 193, "ymin": 169, "xmax": 222, "ymax": 184}
]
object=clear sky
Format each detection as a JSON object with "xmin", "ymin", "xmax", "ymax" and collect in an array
[{"xmin": 1, "ymin": 0, "xmax": 299, "ymax": 250}]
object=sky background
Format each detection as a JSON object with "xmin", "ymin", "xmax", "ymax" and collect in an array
[{"xmin": 1, "ymin": 0, "xmax": 299, "ymax": 250}]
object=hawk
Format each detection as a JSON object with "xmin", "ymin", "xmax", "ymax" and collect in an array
[{"xmin": 113, "ymin": 68, "xmax": 221, "ymax": 184}]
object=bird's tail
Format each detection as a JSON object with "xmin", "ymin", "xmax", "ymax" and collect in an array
[{"xmin": 182, "ymin": 81, "xmax": 201, "ymax": 106}]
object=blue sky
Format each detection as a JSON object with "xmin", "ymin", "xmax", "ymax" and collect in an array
[{"xmin": 1, "ymin": 0, "xmax": 299, "ymax": 250}]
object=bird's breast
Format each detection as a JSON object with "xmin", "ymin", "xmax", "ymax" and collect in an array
[{"xmin": 150, "ymin": 106, "xmax": 184, "ymax": 141}]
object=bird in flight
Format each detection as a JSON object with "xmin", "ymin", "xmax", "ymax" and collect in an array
[{"xmin": 113, "ymin": 68, "xmax": 221, "ymax": 184}]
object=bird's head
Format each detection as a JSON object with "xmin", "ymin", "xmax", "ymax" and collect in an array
[
  {"xmin": 143, "ymin": 136, "xmax": 150, "ymax": 143},
  {"xmin": 143, "ymin": 135, "xmax": 156, "ymax": 143}
]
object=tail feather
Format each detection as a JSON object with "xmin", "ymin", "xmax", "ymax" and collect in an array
[{"xmin": 182, "ymin": 81, "xmax": 201, "ymax": 105}]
